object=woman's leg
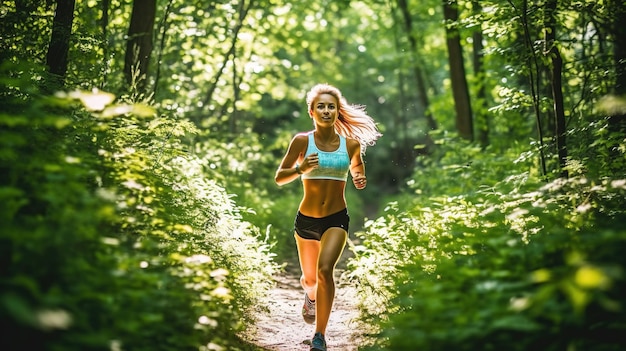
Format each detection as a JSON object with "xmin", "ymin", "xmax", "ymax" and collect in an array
[
  {"xmin": 315, "ymin": 227, "xmax": 347, "ymax": 334},
  {"xmin": 294, "ymin": 233, "xmax": 320, "ymax": 300}
]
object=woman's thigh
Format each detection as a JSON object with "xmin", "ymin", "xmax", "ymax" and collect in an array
[
  {"xmin": 294, "ymin": 233, "xmax": 320, "ymax": 279},
  {"xmin": 318, "ymin": 228, "xmax": 347, "ymax": 272}
]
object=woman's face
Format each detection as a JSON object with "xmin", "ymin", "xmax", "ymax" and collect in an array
[{"xmin": 310, "ymin": 93, "xmax": 338, "ymax": 126}]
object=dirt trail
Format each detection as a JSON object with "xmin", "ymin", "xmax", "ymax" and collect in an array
[{"xmin": 242, "ymin": 261, "xmax": 366, "ymax": 351}]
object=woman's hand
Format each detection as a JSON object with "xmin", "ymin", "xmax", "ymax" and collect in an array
[
  {"xmin": 353, "ymin": 172, "xmax": 367, "ymax": 189},
  {"xmin": 300, "ymin": 153, "xmax": 319, "ymax": 174}
]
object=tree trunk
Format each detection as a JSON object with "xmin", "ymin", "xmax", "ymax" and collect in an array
[
  {"xmin": 124, "ymin": 0, "xmax": 156, "ymax": 93},
  {"xmin": 608, "ymin": 0, "xmax": 626, "ymax": 133},
  {"xmin": 518, "ymin": 0, "xmax": 547, "ymax": 176},
  {"xmin": 100, "ymin": 0, "xmax": 109, "ymax": 88},
  {"xmin": 153, "ymin": 0, "xmax": 175, "ymax": 97},
  {"xmin": 443, "ymin": 0, "xmax": 473, "ymax": 141},
  {"xmin": 45, "ymin": 0, "xmax": 76, "ymax": 92},
  {"xmin": 545, "ymin": 0, "xmax": 568, "ymax": 178},
  {"xmin": 389, "ymin": 1, "xmax": 410, "ymax": 148},
  {"xmin": 195, "ymin": 0, "xmax": 253, "ymax": 127},
  {"xmin": 231, "ymin": 55, "xmax": 239, "ymax": 134},
  {"xmin": 551, "ymin": 50, "xmax": 567, "ymax": 178},
  {"xmin": 397, "ymin": 0, "xmax": 438, "ymax": 131},
  {"xmin": 611, "ymin": 0, "xmax": 626, "ymax": 96},
  {"xmin": 471, "ymin": 0, "xmax": 489, "ymax": 147}
]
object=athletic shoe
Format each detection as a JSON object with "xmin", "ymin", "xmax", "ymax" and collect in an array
[
  {"xmin": 310, "ymin": 332, "xmax": 326, "ymax": 351},
  {"xmin": 302, "ymin": 293, "xmax": 315, "ymax": 324}
]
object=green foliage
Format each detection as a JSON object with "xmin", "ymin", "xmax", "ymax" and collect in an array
[
  {"xmin": 0, "ymin": 63, "xmax": 274, "ymax": 351},
  {"xmin": 349, "ymin": 135, "xmax": 626, "ymax": 351},
  {"xmin": 4, "ymin": 0, "xmax": 626, "ymax": 349}
]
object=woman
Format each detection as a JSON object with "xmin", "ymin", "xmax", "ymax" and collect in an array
[{"xmin": 275, "ymin": 83, "xmax": 381, "ymax": 351}]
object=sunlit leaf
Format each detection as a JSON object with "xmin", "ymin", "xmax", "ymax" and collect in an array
[
  {"xmin": 575, "ymin": 266, "xmax": 610, "ymax": 290},
  {"xmin": 70, "ymin": 89, "xmax": 115, "ymax": 111},
  {"xmin": 131, "ymin": 103, "xmax": 156, "ymax": 117}
]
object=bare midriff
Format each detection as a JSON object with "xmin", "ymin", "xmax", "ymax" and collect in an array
[{"xmin": 299, "ymin": 179, "xmax": 347, "ymax": 218}]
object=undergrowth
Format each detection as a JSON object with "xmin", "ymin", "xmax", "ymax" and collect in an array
[
  {"xmin": 0, "ymin": 63, "xmax": 276, "ymax": 351},
  {"xmin": 348, "ymin": 128, "xmax": 626, "ymax": 350}
]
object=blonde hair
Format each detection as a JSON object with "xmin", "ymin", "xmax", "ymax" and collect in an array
[{"xmin": 306, "ymin": 83, "xmax": 381, "ymax": 154}]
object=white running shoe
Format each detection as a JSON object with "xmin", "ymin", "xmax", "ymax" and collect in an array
[{"xmin": 302, "ymin": 293, "xmax": 315, "ymax": 324}]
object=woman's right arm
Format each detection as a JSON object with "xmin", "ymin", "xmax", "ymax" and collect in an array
[{"xmin": 275, "ymin": 134, "xmax": 306, "ymax": 186}]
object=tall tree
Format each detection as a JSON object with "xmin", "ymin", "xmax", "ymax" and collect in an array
[
  {"xmin": 610, "ymin": 0, "xmax": 626, "ymax": 96},
  {"xmin": 544, "ymin": 0, "xmax": 567, "ymax": 178},
  {"xmin": 99, "ymin": 0, "xmax": 110, "ymax": 88},
  {"xmin": 443, "ymin": 0, "xmax": 473, "ymax": 141},
  {"xmin": 390, "ymin": 3, "xmax": 411, "ymax": 148},
  {"xmin": 517, "ymin": 0, "xmax": 548, "ymax": 176},
  {"xmin": 153, "ymin": 0, "xmax": 175, "ymax": 97},
  {"xmin": 397, "ymin": 0, "xmax": 438, "ymax": 131},
  {"xmin": 194, "ymin": 0, "xmax": 253, "ymax": 128},
  {"xmin": 471, "ymin": 0, "xmax": 489, "ymax": 147},
  {"xmin": 608, "ymin": 0, "xmax": 626, "ymax": 132},
  {"xmin": 124, "ymin": 0, "xmax": 156, "ymax": 94},
  {"xmin": 45, "ymin": 0, "xmax": 76, "ymax": 92}
]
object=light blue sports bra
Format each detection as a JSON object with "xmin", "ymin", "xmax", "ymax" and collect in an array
[{"xmin": 302, "ymin": 132, "xmax": 350, "ymax": 181}]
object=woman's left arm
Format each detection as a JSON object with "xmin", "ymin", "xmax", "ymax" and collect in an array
[{"xmin": 348, "ymin": 139, "xmax": 366, "ymax": 190}]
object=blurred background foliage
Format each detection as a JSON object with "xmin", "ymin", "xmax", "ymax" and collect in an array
[{"xmin": 1, "ymin": 0, "xmax": 625, "ymax": 350}]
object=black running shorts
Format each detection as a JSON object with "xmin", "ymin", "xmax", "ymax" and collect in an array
[{"xmin": 294, "ymin": 208, "xmax": 350, "ymax": 241}]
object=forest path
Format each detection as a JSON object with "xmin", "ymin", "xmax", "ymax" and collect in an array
[{"xmin": 241, "ymin": 252, "xmax": 368, "ymax": 351}]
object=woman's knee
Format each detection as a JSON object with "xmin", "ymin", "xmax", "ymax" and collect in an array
[
  {"xmin": 301, "ymin": 275, "xmax": 317, "ymax": 290},
  {"xmin": 316, "ymin": 263, "xmax": 335, "ymax": 282}
]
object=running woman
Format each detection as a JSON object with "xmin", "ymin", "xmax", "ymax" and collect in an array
[{"xmin": 275, "ymin": 83, "xmax": 381, "ymax": 351}]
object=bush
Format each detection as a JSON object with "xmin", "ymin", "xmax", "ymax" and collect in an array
[
  {"xmin": 0, "ymin": 64, "xmax": 275, "ymax": 351},
  {"xmin": 349, "ymin": 136, "xmax": 626, "ymax": 351}
]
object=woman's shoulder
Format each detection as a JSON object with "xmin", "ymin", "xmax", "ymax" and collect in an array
[
  {"xmin": 345, "ymin": 137, "xmax": 361, "ymax": 155},
  {"xmin": 289, "ymin": 131, "xmax": 313, "ymax": 149},
  {"xmin": 295, "ymin": 130, "xmax": 314, "ymax": 137},
  {"xmin": 345, "ymin": 137, "xmax": 360, "ymax": 147},
  {"xmin": 292, "ymin": 131, "xmax": 314, "ymax": 141}
]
